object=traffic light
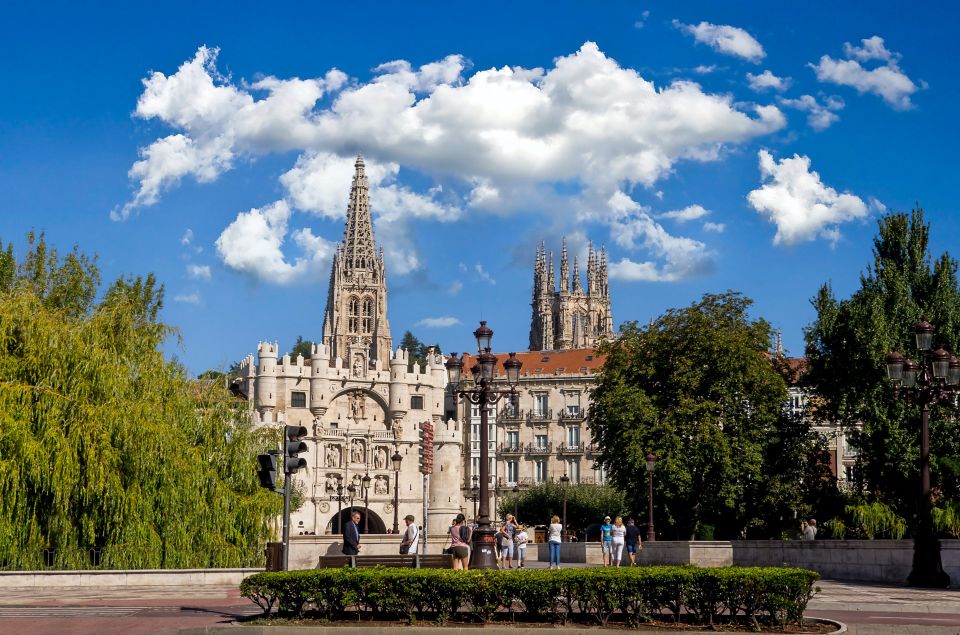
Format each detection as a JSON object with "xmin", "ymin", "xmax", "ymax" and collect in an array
[
  {"xmin": 284, "ymin": 425, "xmax": 308, "ymax": 474},
  {"xmin": 257, "ymin": 452, "xmax": 278, "ymax": 490}
]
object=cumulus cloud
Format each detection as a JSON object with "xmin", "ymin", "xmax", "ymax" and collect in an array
[
  {"xmin": 659, "ymin": 204, "xmax": 710, "ymax": 223},
  {"xmin": 703, "ymin": 222, "xmax": 725, "ymax": 233},
  {"xmin": 606, "ymin": 191, "xmax": 713, "ymax": 282},
  {"xmin": 779, "ymin": 94, "xmax": 844, "ymax": 131},
  {"xmin": 215, "ymin": 200, "xmax": 335, "ymax": 284},
  {"xmin": 120, "ymin": 42, "xmax": 787, "ymax": 284},
  {"xmin": 746, "ymin": 70, "xmax": 790, "ymax": 92},
  {"xmin": 416, "ymin": 316, "xmax": 462, "ymax": 328},
  {"xmin": 186, "ymin": 264, "xmax": 212, "ymax": 280},
  {"xmin": 673, "ymin": 20, "xmax": 765, "ymax": 62},
  {"xmin": 747, "ymin": 150, "xmax": 869, "ymax": 245},
  {"xmin": 181, "ymin": 229, "xmax": 194, "ymax": 245},
  {"xmin": 810, "ymin": 36, "xmax": 919, "ymax": 110}
]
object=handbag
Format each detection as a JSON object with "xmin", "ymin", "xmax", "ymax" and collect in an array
[
  {"xmin": 400, "ymin": 543, "xmax": 411, "ymax": 554},
  {"xmin": 442, "ymin": 546, "xmax": 453, "ymax": 555}
]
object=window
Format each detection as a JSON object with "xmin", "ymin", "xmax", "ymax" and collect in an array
[
  {"xmin": 471, "ymin": 423, "xmax": 480, "ymax": 451},
  {"xmin": 535, "ymin": 434, "xmax": 548, "ymax": 449},
  {"xmin": 507, "ymin": 461, "xmax": 518, "ymax": 484},
  {"xmin": 471, "ymin": 457, "xmax": 480, "ymax": 480},
  {"xmin": 844, "ymin": 432, "xmax": 859, "ymax": 457},
  {"xmin": 594, "ymin": 464, "xmax": 607, "ymax": 485},
  {"xmin": 507, "ymin": 431, "xmax": 519, "ymax": 450},
  {"xmin": 348, "ymin": 297, "xmax": 360, "ymax": 332},
  {"xmin": 291, "ymin": 391, "xmax": 306, "ymax": 408},
  {"xmin": 361, "ymin": 298, "xmax": 373, "ymax": 333},
  {"xmin": 410, "ymin": 395, "xmax": 424, "ymax": 410},
  {"xmin": 567, "ymin": 460, "xmax": 581, "ymax": 483},
  {"xmin": 566, "ymin": 426, "xmax": 580, "ymax": 447},
  {"xmin": 844, "ymin": 464, "xmax": 855, "ymax": 482},
  {"xmin": 533, "ymin": 393, "xmax": 549, "ymax": 416},
  {"xmin": 535, "ymin": 460, "xmax": 547, "ymax": 483},
  {"xmin": 564, "ymin": 392, "xmax": 581, "ymax": 417}
]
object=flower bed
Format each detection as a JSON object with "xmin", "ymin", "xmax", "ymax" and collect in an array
[{"xmin": 240, "ymin": 566, "xmax": 819, "ymax": 629}]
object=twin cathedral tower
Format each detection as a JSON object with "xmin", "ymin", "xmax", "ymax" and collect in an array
[{"xmin": 242, "ymin": 156, "xmax": 614, "ymax": 539}]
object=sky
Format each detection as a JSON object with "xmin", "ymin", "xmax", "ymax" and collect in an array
[{"xmin": 1, "ymin": 1, "xmax": 958, "ymax": 375}]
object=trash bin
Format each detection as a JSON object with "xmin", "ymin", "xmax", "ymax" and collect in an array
[{"xmin": 265, "ymin": 542, "xmax": 283, "ymax": 571}]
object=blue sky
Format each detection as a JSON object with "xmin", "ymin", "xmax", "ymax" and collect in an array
[{"xmin": 1, "ymin": 2, "xmax": 957, "ymax": 374}]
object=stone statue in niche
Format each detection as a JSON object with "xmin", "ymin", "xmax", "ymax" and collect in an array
[
  {"xmin": 373, "ymin": 446, "xmax": 387, "ymax": 470},
  {"xmin": 325, "ymin": 444, "xmax": 341, "ymax": 468},
  {"xmin": 350, "ymin": 391, "xmax": 366, "ymax": 420},
  {"xmin": 352, "ymin": 355, "xmax": 364, "ymax": 378},
  {"xmin": 351, "ymin": 439, "xmax": 365, "ymax": 464},
  {"xmin": 324, "ymin": 474, "xmax": 340, "ymax": 494},
  {"xmin": 374, "ymin": 475, "xmax": 389, "ymax": 496}
]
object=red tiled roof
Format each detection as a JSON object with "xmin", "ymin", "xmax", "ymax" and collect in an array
[{"xmin": 456, "ymin": 348, "xmax": 605, "ymax": 378}]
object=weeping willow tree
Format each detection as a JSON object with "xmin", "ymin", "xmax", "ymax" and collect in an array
[{"xmin": 0, "ymin": 233, "xmax": 281, "ymax": 569}]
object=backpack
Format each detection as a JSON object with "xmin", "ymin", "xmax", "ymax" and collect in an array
[{"xmin": 460, "ymin": 525, "xmax": 471, "ymax": 542}]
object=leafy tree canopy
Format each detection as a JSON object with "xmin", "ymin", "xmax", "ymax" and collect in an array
[
  {"xmin": 0, "ymin": 233, "xmax": 280, "ymax": 569},
  {"xmin": 497, "ymin": 482, "xmax": 628, "ymax": 535},
  {"xmin": 590, "ymin": 291, "xmax": 828, "ymax": 540},
  {"xmin": 804, "ymin": 207, "xmax": 960, "ymax": 522},
  {"xmin": 287, "ymin": 335, "xmax": 313, "ymax": 360}
]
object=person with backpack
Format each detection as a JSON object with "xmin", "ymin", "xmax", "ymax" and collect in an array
[{"xmin": 449, "ymin": 513, "xmax": 472, "ymax": 570}]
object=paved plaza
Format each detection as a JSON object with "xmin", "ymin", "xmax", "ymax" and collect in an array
[{"xmin": 1, "ymin": 565, "xmax": 960, "ymax": 635}]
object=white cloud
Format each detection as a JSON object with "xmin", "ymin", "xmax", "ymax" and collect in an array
[
  {"xmin": 634, "ymin": 10, "xmax": 650, "ymax": 29},
  {"xmin": 746, "ymin": 70, "xmax": 791, "ymax": 92},
  {"xmin": 174, "ymin": 291, "xmax": 201, "ymax": 304},
  {"xmin": 693, "ymin": 65, "xmax": 717, "ymax": 75},
  {"xmin": 214, "ymin": 200, "xmax": 335, "ymax": 284},
  {"xmin": 703, "ymin": 221, "xmax": 725, "ymax": 233},
  {"xmin": 659, "ymin": 204, "xmax": 710, "ymax": 223},
  {"xmin": 416, "ymin": 316, "xmax": 462, "ymax": 328},
  {"xmin": 606, "ymin": 191, "xmax": 713, "ymax": 282},
  {"xmin": 810, "ymin": 36, "xmax": 918, "ymax": 110},
  {"xmin": 673, "ymin": 20, "xmax": 765, "ymax": 62},
  {"xmin": 475, "ymin": 263, "xmax": 496, "ymax": 285},
  {"xmin": 181, "ymin": 229, "xmax": 194, "ymax": 245},
  {"xmin": 747, "ymin": 150, "xmax": 869, "ymax": 245},
  {"xmin": 779, "ymin": 94, "xmax": 844, "ymax": 131},
  {"xmin": 186, "ymin": 264, "xmax": 211, "ymax": 280},
  {"xmin": 447, "ymin": 280, "xmax": 463, "ymax": 295}
]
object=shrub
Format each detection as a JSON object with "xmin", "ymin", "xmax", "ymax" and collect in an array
[{"xmin": 240, "ymin": 565, "xmax": 819, "ymax": 628}]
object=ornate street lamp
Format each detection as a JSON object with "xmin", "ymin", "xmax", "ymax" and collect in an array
[
  {"xmin": 446, "ymin": 321, "xmax": 522, "ymax": 569},
  {"xmin": 361, "ymin": 473, "xmax": 371, "ymax": 533},
  {"xmin": 392, "ymin": 449, "xmax": 403, "ymax": 534},
  {"xmin": 560, "ymin": 473, "xmax": 570, "ymax": 542},
  {"xmin": 512, "ymin": 483, "xmax": 520, "ymax": 520},
  {"xmin": 467, "ymin": 475, "xmax": 480, "ymax": 524},
  {"xmin": 885, "ymin": 320, "xmax": 957, "ymax": 588},
  {"xmin": 331, "ymin": 483, "xmax": 350, "ymax": 532},
  {"xmin": 645, "ymin": 452, "xmax": 657, "ymax": 543},
  {"xmin": 346, "ymin": 482, "xmax": 357, "ymax": 523}
]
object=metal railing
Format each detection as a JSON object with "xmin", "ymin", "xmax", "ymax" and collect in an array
[
  {"xmin": 558, "ymin": 442, "xmax": 585, "ymax": 455},
  {"xmin": 526, "ymin": 441, "xmax": 553, "ymax": 455},
  {"xmin": 498, "ymin": 443, "xmax": 524, "ymax": 454}
]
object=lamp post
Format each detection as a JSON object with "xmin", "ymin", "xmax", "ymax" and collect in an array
[
  {"xmin": 392, "ymin": 449, "xmax": 403, "ymax": 534},
  {"xmin": 645, "ymin": 452, "xmax": 657, "ymax": 542},
  {"xmin": 512, "ymin": 483, "xmax": 520, "ymax": 520},
  {"xmin": 332, "ymin": 483, "xmax": 350, "ymax": 532},
  {"xmin": 467, "ymin": 475, "xmax": 480, "ymax": 525},
  {"xmin": 446, "ymin": 321, "xmax": 522, "ymax": 569},
  {"xmin": 361, "ymin": 473, "xmax": 371, "ymax": 533},
  {"xmin": 885, "ymin": 320, "xmax": 958, "ymax": 588},
  {"xmin": 560, "ymin": 473, "xmax": 570, "ymax": 542}
]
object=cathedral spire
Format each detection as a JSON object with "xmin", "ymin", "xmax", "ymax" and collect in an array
[
  {"xmin": 587, "ymin": 241, "xmax": 595, "ymax": 295},
  {"xmin": 560, "ymin": 238, "xmax": 569, "ymax": 293},
  {"xmin": 342, "ymin": 155, "xmax": 377, "ymax": 271},
  {"xmin": 572, "ymin": 255, "xmax": 582, "ymax": 293}
]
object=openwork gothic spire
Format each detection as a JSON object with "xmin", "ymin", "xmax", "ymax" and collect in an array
[{"xmin": 342, "ymin": 155, "xmax": 377, "ymax": 271}]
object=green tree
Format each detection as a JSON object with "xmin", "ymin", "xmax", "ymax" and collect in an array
[
  {"xmin": 804, "ymin": 208, "xmax": 960, "ymax": 523},
  {"xmin": 287, "ymin": 335, "xmax": 313, "ymax": 360},
  {"xmin": 590, "ymin": 291, "xmax": 814, "ymax": 539},
  {"xmin": 398, "ymin": 330, "xmax": 442, "ymax": 371},
  {"xmin": 0, "ymin": 234, "xmax": 280, "ymax": 569},
  {"xmin": 497, "ymin": 483, "xmax": 627, "ymax": 535}
]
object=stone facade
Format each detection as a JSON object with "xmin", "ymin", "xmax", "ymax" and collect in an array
[
  {"xmin": 239, "ymin": 157, "xmax": 460, "ymax": 539},
  {"xmin": 529, "ymin": 239, "xmax": 614, "ymax": 352}
]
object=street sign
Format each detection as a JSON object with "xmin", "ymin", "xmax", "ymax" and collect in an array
[{"xmin": 421, "ymin": 421, "xmax": 434, "ymax": 474}]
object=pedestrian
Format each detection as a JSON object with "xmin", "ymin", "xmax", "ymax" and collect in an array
[
  {"xmin": 600, "ymin": 515, "xmax": 613, "ymax": 566},
  {"xmin": 624, "ymin": 517, "xmax": 642, "ymax": 566},
  {"xmin": 803, "ymin": 518, "xmax": 817, "ymax": 540},
  {"xmin": 342, "ymin": 511, "xmax": 362, "ymax": 555},
  {"xmin": 400, "ymin": 514, "xmax": 419, "ymax": 554},
  {"xmin": 548, "ymin": 514, "xmax": 563, "ymax": 569},
  {"xmin": 515, "ymin": 524, "xmax": 529, "ymax": 568},
  {"xmin": 611, "ymin": 516, "xmax": 626, "ymax": 567},
  {"xmin": 449, "ymin": 513, "xmax": 471, "ymax": 570},
  {"xmin": 499, "ymin": 521, "xmax": 514, "ymax": 569}
]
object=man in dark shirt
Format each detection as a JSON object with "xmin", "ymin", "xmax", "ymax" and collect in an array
[
  {"xmin": 342, "ymin": 511, "xmax": 362, "ymax": 555},
  {"xmin": 624, "ymin": 517, "xmax": 642, "ymax": 566}
]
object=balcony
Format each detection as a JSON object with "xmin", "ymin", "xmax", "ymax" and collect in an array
[
  {"xmin": 528, "ymin": 408, "xmax": 553, "ymax": 424},
  {"xmin": 498, "ymin": 443, "xmax": 524, "ymax": 455},
  {"xmin": 585, "ymin": 443, "xmax": 600, "ymax": 456},
  {"xmin": 526, "ymin": 441, "xmax": 553, "ymax": 455},
  {"xmin": 499, "ymin": 407, "xmax": 524, "ymax": 422},
  {"xmin": 558, "ymin": 442, "xmax": 585, "ymax": 455},
  {"xmin": 558, "ymin": 409, "xmax": 585, "ymax": 423}
]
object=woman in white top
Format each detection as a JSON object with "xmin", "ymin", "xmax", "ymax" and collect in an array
[
  {"xmin": 514, "ymin": 525, "xmax": 529, "ymax": 568},
  {"xmin": 610, "ymin": 516, "xmax": 627, "ymax": 567},
  {"xmin": 548, "ymin": 515, "xmax": 563, "ymax": 569}
]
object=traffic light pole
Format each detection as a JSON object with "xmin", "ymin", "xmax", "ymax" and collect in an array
[{"xmin": 282, "ymin": 471, "xmax": 291, "ymax": 571}]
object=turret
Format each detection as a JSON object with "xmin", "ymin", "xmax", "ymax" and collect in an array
[
  {"xmin": 309, "ymin": 342, "xmax": 330, "ymax": 416},
  {"xmin": 255, "ymin": 341, "xmax": 278, "ymax": 415},
  {"xmin": 389, "ymin": 347, "xmax": 409, "ymax": 431},
  {"xmin": 427, "ymin": 418, "xmax": 464, "ymax": 538}
]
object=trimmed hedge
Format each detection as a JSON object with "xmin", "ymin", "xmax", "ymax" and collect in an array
[{"xmin": 240, "ymin": 566, "xmax": 819, "ymax": 628}]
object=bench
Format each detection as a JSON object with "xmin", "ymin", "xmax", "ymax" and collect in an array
[{"xmin": 317, "ymin": 553, "xmax": 454, "ymax": 569}]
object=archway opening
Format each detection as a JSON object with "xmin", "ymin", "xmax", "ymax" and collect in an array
[{"xmin": 329, "ymin": 507, "xmax": 388, "ymax": 534}]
